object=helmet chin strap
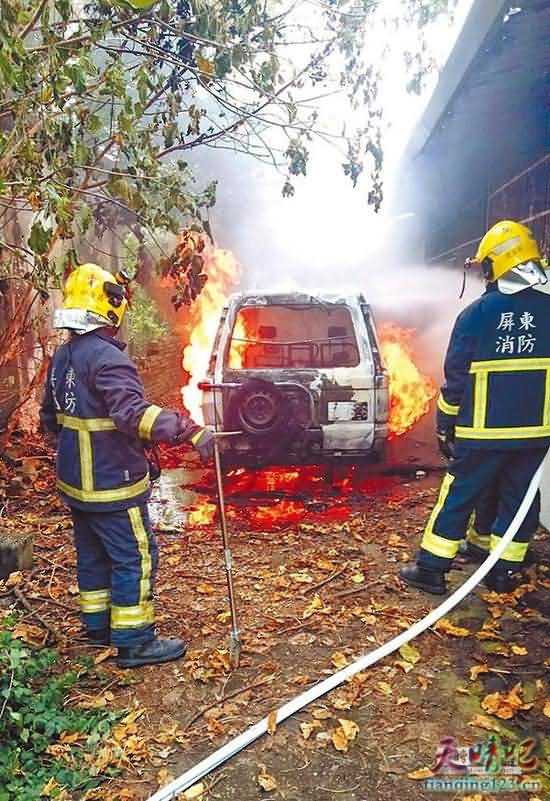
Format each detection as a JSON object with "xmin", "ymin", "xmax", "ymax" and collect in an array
[{"xmin": 497, "ymin": 261, "xmax": 548, "ymax": 295}]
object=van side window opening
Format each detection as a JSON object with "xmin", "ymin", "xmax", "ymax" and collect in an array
[{"xmin": 228, "ymin": 305, "xmax": 360, "ymax": 369}]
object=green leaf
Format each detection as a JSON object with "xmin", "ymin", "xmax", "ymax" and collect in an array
[
  {"xmin": 108, "ymin": 178, "xmax": 131, "ymax": 203},
  {"xmin": 66, "ymin": 64, "xmax": 87, "ymax": 94},
  {"xmin": 76, "ymin": 203, "xmax": 93, "ymax": 234},
  {"xmin": 28, "ymin": 221, "xmax": 52, "ymax": 255},
  {"xmin": 87, "ymin": 114, "xmax": 103, "ymax": 135}
]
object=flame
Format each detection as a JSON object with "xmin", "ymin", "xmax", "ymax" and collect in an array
[
  {"xmin": 379, "ymin": 323, "xmax": 436, "ymax": 438},
  {"xmin": 231, "ymin": 499, "xmax": 306, "ymax": 529},
  {"xmin": 227, "ymin": 314, "xmax": 248, "ymax": 369},
  {"xmin": 188, "ymin": 502, "xmax": 217, "ymax": 526},
  {"xmin": 181, "ymin": 245, "xmax": 241, "ymax": 421},
  {"xmin": 225, "ymin": 466, "xmax": 324, "ymax": 496}
]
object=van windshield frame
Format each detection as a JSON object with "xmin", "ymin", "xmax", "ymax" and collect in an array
[{"xmin": 227, "ymin": 303, "xmax": 361, "ymax": 370}]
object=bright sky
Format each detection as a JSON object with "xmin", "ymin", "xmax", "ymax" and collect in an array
[{"xmin": 203, "ymin": 0, "xmax": 477, "ymax": 287}]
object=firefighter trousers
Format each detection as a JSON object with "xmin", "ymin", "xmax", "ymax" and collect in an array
[
  {"xmin": 466, "ymin": 483, "xmax": 541, "ymax": 553},
  {"xmin": 419, "ymin": 446, "xmax": 547, "ymax": 572},
  {"xmin": 71, "ymin": 504, "xmax": 158, "ymax": 647}
]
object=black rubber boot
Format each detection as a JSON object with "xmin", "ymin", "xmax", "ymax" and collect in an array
[
  {"xmin": 399, "ymin": 564, "xmax": 447, "ymax": 595},
  {"xmin": 484, "ymin": 567, "xmax": 519, "ymax": 594},
  {"xmin": 117, "ymin": 637, "xmax": 187, "ymax": 668},
  {"xmin": 87, "ymin": 629, "xmax": 111, "ymax": 646}
]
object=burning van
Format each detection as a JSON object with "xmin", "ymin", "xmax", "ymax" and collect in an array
[{"xmin": 199, "ymin": 292, "xmax": 389, "ymax": 466}]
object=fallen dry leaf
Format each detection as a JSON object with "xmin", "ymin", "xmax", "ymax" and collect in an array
[
  {"xmin": 467, "ymin": 714, "xmax": 502, "ymax": 733},
  {"xmin": 435, "ymin": 618, "xmax": 470, "ymax": 637},
  {"xmin": 397, "ymin": 696, "xmax": 410, "ymax": 706},
  {"xmin": 407, "ymin": 767, "xmax": 434, "ymax": 780},
  {"xmin": 475, "ymin": 620, "xmax": 502, "ymax": 641},
  {"xmin": 59, "ymin": 731, "xmax": 81, "ymax": 745},
  {"xmin": 312, "ymin": 708, "xmax": 332, "ymax": 720},
  {"xmin": 331, "ymin": 651, "xmax": 349, "ymax": 670},
  {"xmin": 156, "ymin": 768, "xmax": 175, "ymax": 788},
  {"xmin": 399, "ymin": 643, "xmax": 421, "ymax": 665},
  {"xmin": 196, "ymin": 582, "xmax": 215, "ymax": 595},
  {"xmin": 511, "ymin": 644, "xmax": 528, "ymax": 656},
  {"xmin": 94, "ymin": 647, "xmax": 116, "ymax": 665},
  {"xmin": 302, "ymin": 593, "xmax": 324, "ymax": 619},
  {"xmin": 5, "ymin": 571, "xmax": 23, "ymax": 588},
  {"xmin": 45, "ymin": 743, "xmax": 71, "ymax": 758},
  {"xmin": 77, "ymin": 690, "xmax": 114, "ymax": 709},
  {"xmin": 40, "ymin": 778, "xmax": 71, "ymax": 799},
  {"xmin": 395, "ymin": 660, "xmax": 414, "ymax": 674},
  {"xmin": 331, "ymin": 719, "xmax": 359, "ymax": 752},
  {"xmin": 316, "ymin": 558, "xmax": 336, "ymax": 571},
  {"xmin": 481, "ymin": 683, "xmax": 533, "ymax": 720},
  {"xmin": 300, "ymin": 720, "xmax": 322, "ymax": 740},
  {"xmin": 210, "ymin": 648, "xmax": 232, "ymax": 672},
  {"xmin": 469, "ymin": 663, "xmax": 490, "ymax": 681},
  {"xmin": 331, "ymin": 727, "xmax": 349, "ymax": 752},
  {"xmin": 339, "ymin": 718, "xmax": 359, "ymax": 741},
  {"xmin": 267, "ymin": 710, "xmax": 278, "ymax": 736},
  {"xmin": 351, "ymin": 573, "xmax": 365, "ymax": 584},
  {"xmin": 183, "ymin": 783, "xmax": 205, "ymax": 800},
  {"xmin": 543, "ymin": 700, "xmax": 550, "ymax": 718},
  {"xmin": 377, "ymin": 681, "xmax": 392, "ymax": 696},
  {"xmin": 257, "ymin": 771, "xmax": 277, "ymax": 792},
  {"xmin": 12, "ymin": 622, "xmax": 44, "ymax": 645},
  {"xmin": 290, "ymin": 571, "xmax": 313, "ymax": 584},
  {"xmin": 331, "ymin": 692, "xmax": 352, "ymax": 711}
]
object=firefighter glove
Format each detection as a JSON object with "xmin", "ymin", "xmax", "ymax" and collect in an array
[
  {"xmin": 436, "ymin": 426, "xmax": 455, "ymax": 460},
  {"xmin": 190, "ymin": 427, "xmax": 215, "ymax": 464}
]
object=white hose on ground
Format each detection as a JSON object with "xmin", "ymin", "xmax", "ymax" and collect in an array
[{"xmin": 147, "ymin": 456, "xmax": 546, "ymax": 801}]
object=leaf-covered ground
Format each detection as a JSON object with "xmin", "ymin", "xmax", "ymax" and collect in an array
[{"xmin": 1, "ymin": 432, "xmax": 548, "ymax": 801}]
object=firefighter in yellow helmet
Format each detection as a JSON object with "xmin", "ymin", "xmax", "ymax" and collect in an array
[
  {"xmin": 40, "ymin": 264, "xmax": 214, "ymax": 667},
  {"xmin": 400, "ymin": 221, "xmax": 549, "ymax": 595}
]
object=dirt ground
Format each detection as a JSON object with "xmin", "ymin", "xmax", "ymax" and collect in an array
[{"xmin": 1, "ymin": 430, "xmax": 549, "ymax": 801}]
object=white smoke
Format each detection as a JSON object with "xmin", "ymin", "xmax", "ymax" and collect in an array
[{"xmin": 182, "ymin": 0, "xmax": 480, "ymax": 402}]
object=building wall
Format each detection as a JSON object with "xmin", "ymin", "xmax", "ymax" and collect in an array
[{"xmin": 134, "ymin": 337, "xmax": 185, "ymax": 409}]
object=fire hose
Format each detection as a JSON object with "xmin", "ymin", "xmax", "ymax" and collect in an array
[{"xmin": 147, "ymin": 455, "xmax": 547, "ymax": 801}]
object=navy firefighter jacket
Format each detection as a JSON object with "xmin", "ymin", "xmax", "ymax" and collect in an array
[
  {"xmin": 436, "ymin": 286, "xmax": 550, "ymax": 449},
  {"xmin": 40, "ymin": 330, "xmax": 199, "ymax": 511}
]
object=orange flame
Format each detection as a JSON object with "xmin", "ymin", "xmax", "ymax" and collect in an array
[
  {"xmin": 379, "ymin": 323, "xmax": 436, "ymax": 438},
  {"xmin": 227, "ymin": 314, "xmax": 248, "ymax": 369},
  {"xmin": 181, "ymin": 246, "xmax": 241, "ymax": 421},
  {"xmin": 228, "ymin": 499, "xmax": 306, "ymax": 529},
  {"xmin": 188, "ymin": 502, "xmax": 217, "ymax": 526}
]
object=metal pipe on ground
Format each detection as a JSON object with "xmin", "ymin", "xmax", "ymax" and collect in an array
[{"xmin": 147, "ymin": 455, "xmax": 547, "ymax": 801}]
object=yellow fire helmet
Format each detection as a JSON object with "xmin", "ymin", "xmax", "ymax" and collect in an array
[
  {"xmin": 54, "ymin": 263, "xmax": 129, "ymax": 334},
  {"xmin": 476, "ymin": 220, "xmax": 546, "ymax": 294},
  {"xmin": 119, "ymin": 0, "xmax": 157, "ymax": 9}
]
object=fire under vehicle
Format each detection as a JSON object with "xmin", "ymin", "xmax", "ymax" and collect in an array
[{"xmin": 199, "ymin": 292, "xmax": 389, "ymax": 466}]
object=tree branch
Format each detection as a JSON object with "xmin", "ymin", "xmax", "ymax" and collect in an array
[{"xmin": 20, "ymin": 0, "xmax": 49, "ymax": 40}]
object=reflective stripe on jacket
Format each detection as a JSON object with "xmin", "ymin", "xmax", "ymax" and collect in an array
[
  {"xmin": 40, "ymin": 330, "xmax": 198, "ymax": 510},
  {"xmin": 436, "ymin": 287, "xmax": 550, "ymax": 449}
]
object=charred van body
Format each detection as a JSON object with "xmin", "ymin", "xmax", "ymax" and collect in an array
[{"xmin": 200, "ymin": 292, "xmax": 389, "ymax": 466}]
